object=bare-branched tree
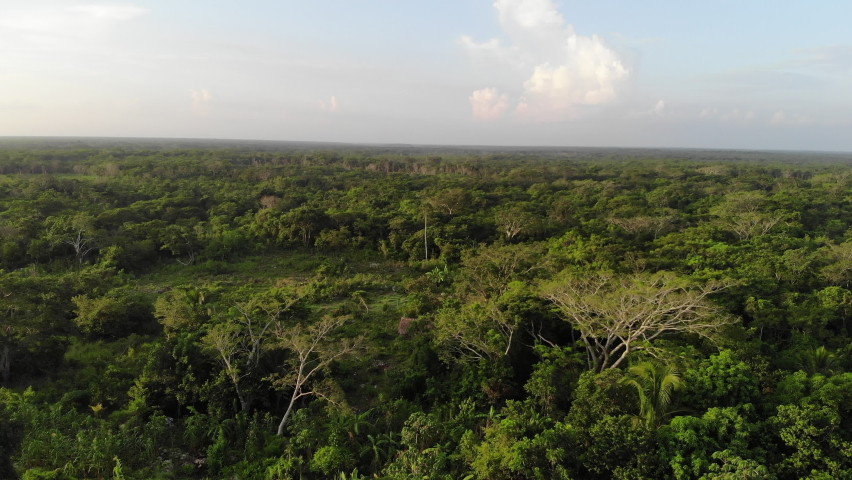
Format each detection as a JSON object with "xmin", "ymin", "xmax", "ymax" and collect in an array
[
  {"xmin": 64, "ymin": 230, "xmax": 97, "ymax": 265},
  {"xmin": 710, "ymin": 191, "xmax": 784, "ymax": 240},
  {"xmin": 203, "ymin": 294, "xmax": 303, "ymax": 412},
  {"xmin": 543, "ymin": 272, "xmax": 733, "ymax": 371},
  {"xmin": 271, "ymin": 315, "xmax": 362, "ymax": 435}
]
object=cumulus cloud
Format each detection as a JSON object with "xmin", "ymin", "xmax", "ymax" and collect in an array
[
  {"xmin": 770, "ymin": 111, "xmax": 814, "ymax": 126},
  {"xmin": 319, "ymin": 96, "xmax": 340, "ymax": 113},
  {"xmin": 470, "ymin": 88, "xmax": 509, "ymax": 121},
  {"xmin": 461, "ymin": 0, "xmax": 629, "ymax": 121},
  {"xmin": 191, "ymin": 89, "xmax": 211, "ymax": 115}
]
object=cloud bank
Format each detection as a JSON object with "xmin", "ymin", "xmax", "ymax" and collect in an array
[{"xmin": 461, "ymin": 0, "xmax": 629, "ymax": 121}]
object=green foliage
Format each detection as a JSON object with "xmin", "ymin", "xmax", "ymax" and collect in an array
[
  {"xmin": 72, "ymin": 288, "xmax": 155, "ymax": 338},
  {"xmin": 4, "ymin": 147, "xmax": 852, "ymax": 478},
  {"xmin": 621, "ymin": 361, "xmax": 684, "ymax": 430},
  {"xmin": 311, "ymin": 445, "xmax": 355, "ymax": 475},
  {"xmin": 524, "ymin": 345, "xmax": 581, "ymax": 414},
  {"xmin": 567, "ymin": 370, "xmax": 634, "ymax": 429},
  {"xmin": 659, "ymin": 405, "xmax": 764, "ymax": 479},
  {"xmin": 684, "ymin": 350, "xmax": 761, "ymax": 411},
  {"xmin": 463, "ymin": 400, "xmax": 576, "ymax": 480}
]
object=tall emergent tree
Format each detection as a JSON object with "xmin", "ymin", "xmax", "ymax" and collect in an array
[{"xmin": 543, "ymin": 272, "xmax": 732, "ymax": 371}]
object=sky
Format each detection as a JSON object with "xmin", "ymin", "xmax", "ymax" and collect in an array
[{"xmin": 1, "ymin": 0, "xmax": 851, "ymax": 151}]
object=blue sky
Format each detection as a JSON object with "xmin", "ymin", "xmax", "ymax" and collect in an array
[{"xmin": 1, "ymin": 0, "xmax": 851, "ymax": 150}]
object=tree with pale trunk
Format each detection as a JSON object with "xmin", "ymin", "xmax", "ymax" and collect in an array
[
  {"xmin": 710, "ymin": 191, "xmax": 784, "ymax": 240},
  {"xmin": 427, "ymin": 188, "xmax": 469, "ymax": 216},
  {"xmin": 494, "ymin": 207, "xmax": 539, "ymax": 241},
  {"xmin": 543, "ymin": 271, "xmax": 733, "ymax": 372},
  {"xmin": 435, "ymin": 243, "xmax": 545, "ymax": 363},
  {"xmin": 271, "ymin": 315, "xmax": 362, "ymax": 436},
  {"xmin": 203, "ymin": 292, "xmax": 302, "ymax": 412},
  {"xmin": 46, "ymin": 213, "xmax": 98, "ymax": 265}
]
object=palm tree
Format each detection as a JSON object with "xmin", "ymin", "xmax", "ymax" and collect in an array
[
  {"xmin": 797, "ymin": 346, "xmax": 840, "ymax": 376},
  {"xmin": 620, "ymin": 361, "xmax": 684, "ymax": 430}
]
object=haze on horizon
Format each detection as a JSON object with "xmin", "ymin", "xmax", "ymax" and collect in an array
[{"xmin": 2, "ymin": 0, "xmax": 851, "ymax": 152}]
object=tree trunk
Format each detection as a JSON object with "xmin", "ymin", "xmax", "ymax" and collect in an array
[
  {"xmin": 0, "ymin": 344, "xmax": 9, "ymax": 384},
  {"xmin": 424, "ymin": 214, "xmax": 428, "ymax": 260},
  {"xmin": 276, "ymin": 386, "xmax": 301, "ymax": 436},
  {"xmin": 238, "ymin": 394, "xmax": 251, "ymax": 413}
]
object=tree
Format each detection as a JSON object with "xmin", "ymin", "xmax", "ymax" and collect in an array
[
  {"xmin": 464, "ymin": 400, "xmax": 576, "ymax": 480},
  {"xmin": 608, "ymin": 215, "xmax": 674, "ymax": 239},
  {"xmin": 285, "ymin": 206, "xmax": 329, "ymax": 246},
  {"xmin": 271, "ymin": 315, "xmax": 361, "ymax": 435},
  {"xmin": 203, "ymin": 290, "xmax": 302, "ymax": 412},
  {"xmin": 72, "ymin": 288, "xmax": 155, "ymax": 338},
  {"xmin": 46, "ymin": 213, "xmax": 98, "ymax": 265},
  {"xmin": 427, "ymin": 188, "xmax": 469, "ymax": 216},
  {"xmin": 0, "ymin": 273, "xmax": 70, "ymax": 385},
  {"xmin": 494, "ymin": 206, "xmax": 539, "ymax": 241},
  {"xmin": 797, "ymin": 346, "xmax": 841, "ymax": 376},
  {"xmin": 683, "ymin": 350, "xmax": 761, "ymax": 411},
  {"xmin": 710, "ymin": 192, "xmax": 784, "ymax": 240},
  {"xmin": 543, "ymin": 272, "xmax": 732, "ymax": 371},
  {"xmin": 620, "ymin": 361, "xmax": 684, "ymax": 430},
  {"xmin": 820, "ymin": 241, "xmax": 852, "ymax": 287},
  {"xmin": 64, "ymin": 229, "xmax": 97, "ymax": 265},
  {"xmin": 435, "ymin": 244, "xmax": 546, "ymax": 363},
  {"xmin": 160, "ymin": 224, "xmax": 203, "ymax": 266},
  {"xmin": 154, "ymin": 287, "xmax": 210, "ymax": 338},
  {"xmin": 658, "ymin": 406, "xmax": 767, "ymax": 480},
  {"xmin": 456, "ymin": 243, "xmax": 545, "ymax": 301}
]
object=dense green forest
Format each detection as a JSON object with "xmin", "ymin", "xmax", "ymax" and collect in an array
[{"xmin": 1, "ymin": 146, "xmax": 851, "ymax": 479}]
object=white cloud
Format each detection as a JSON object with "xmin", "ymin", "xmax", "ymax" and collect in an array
[
  {"xmin": 470, "ymin": 88, "xmax": 509, "ymax": 121},
  {"xmin": 191, "ymin": 89, "xmax": 211, "ymax": 115},
  {"xmin": 319, "ymin": 96, "xmax": 340, "ymax": 113},
  {"xmin": 770, "ymin": 111, "xmax": 814, "ymax": 126},
  {"xmin": 461, "ymin": 0, "xmax": 629, "ymax": 121},
  {"xmin": 458, "ymin": 36, "xmax": 510, "ymax": 60},
  {"xmin": 67, "ymin": 4, "xmax": 149, "ymax": 21}
]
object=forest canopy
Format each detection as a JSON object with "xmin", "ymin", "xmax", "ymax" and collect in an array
[{"xmin": 0, "ymin": 145, "xmax": 851, "ymax": 479}]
